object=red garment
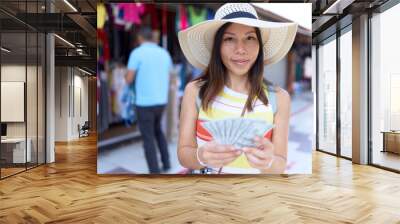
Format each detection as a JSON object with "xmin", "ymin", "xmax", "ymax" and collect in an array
[
  {"xmin": 144, "ymin": 4, "xmax": 159, "ymax": 30},
  {"xmin": 179, "ymin": 5, "xmax": 189, "ymax": 30},
  {"xmin": 97, "ymin": 29, "xmax": 110, "ymax": 61},
  {"xmin": 117, "ymin": 3, "xmax": 144, "ymax": 25}
]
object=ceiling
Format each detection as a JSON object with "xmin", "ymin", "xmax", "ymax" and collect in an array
[
  {"xmin": 0, "ymin": 0, "xmax": 96, "ymax": 73},
  {"xmin": 307, "ymin": 0, "xmax": 390, "ymax": 41}
]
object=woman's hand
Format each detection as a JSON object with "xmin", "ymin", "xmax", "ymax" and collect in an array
[
  {"xmin": 242, "ymin": 136, "xmax": 275, "ymax": 171},
  {"xmin": 197, "ymin": 141, "xmax": 242, "ymax": 168}
]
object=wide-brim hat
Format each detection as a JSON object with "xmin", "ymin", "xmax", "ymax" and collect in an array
[{"xmin": 178, "ymin": 3, "xmax": 298, "ymax": 70}]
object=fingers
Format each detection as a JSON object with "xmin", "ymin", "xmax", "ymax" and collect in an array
[
  {"xmin": 207, "ymin": 156, "xmax": 240, "ymax": 168},
  {"xmin": 200, "ymin": 138, "xmax": 275, "ymax": 169},
  {"xmin": 244, "ymin": 153, "xmax": 265, "ymax": 168},
  {"xmin": 200, "ymin": 142, "xmax": 235, "ymax": 156},
  {"xmin": 242, "ymin": 137, "xmax": 274, "ymax": 169},
  {"xmin": 244, "ymin": 152, "xmax": 274, "ymax": 170},
  {"xmin": 253, "ymin": 136, "xmax": 273, "ymax": 149},
  {"xmin": 242, "ymin": 146, "xmax": 272, "ymax": 160},
  {"xmin": 200, "ymin": 142, "xmax": 242, "ymax": 167},
  {"xmin": 206, "ymin": 144, "xmax": 238, "ymax": 153},
  {"xmin": 203, "ymin": 149, "xmax": 241, "ymax": 160}
]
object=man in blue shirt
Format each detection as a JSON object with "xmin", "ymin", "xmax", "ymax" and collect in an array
[{"xmin": 126, "ymin": 26, "xmax": 172, "ymax": 174}]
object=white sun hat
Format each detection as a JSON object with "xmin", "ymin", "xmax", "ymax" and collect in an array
[{"xmin": 178, "ymin": 3, "xmax": 298, "ymax": 70}]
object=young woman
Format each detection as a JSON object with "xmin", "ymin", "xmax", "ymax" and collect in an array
[{"xmin": 177, "ymin": 3, "xmax": 298, "ymax": 174}]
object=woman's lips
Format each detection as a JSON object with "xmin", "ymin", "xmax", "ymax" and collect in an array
[{"xmin": 231, "ymin": 59, "xmax": 250, "ymax": 65}]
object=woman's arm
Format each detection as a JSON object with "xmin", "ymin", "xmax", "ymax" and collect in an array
[
  {"xmin": 177, "ymin": 81, "xmax": 205, "ymax": 170},
  {"xmin": 177, "ymin": 81, "xmax": 241, "ymax": 170}
]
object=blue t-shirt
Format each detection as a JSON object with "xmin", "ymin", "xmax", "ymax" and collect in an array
[{"xmin": 127, "ymin": 42, "xmax": 172, "ymax": 106}]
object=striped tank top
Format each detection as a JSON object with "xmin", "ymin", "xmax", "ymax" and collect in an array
[{"xmin": 196, "ymin": 85, "xmax": 277, "ymax": 174}]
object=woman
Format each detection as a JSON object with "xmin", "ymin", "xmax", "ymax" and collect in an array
[{"xmin": 177, "ymin": 3, "xmax": 297, "ymax": 174}]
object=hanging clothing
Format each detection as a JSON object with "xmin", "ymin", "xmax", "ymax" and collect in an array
[
  {"xmin": 207, "ymin": 8, "xmax": 214, "ymax": 20},
  {"xmin": 295, "ymin": 62, "xmax": 303, "ymax": 81},
  {"xmin": 105, "ymin": 4, "xmax": 114, "ymax": 24},
  {"xmin": 110, "ymin": 26, "xmax": 125, "ymax": 62},
  {"xmin": 111, "ymin": 3, "xmax": 125, "ymax": 26},
  {"xmin": 188, "ymin": 6, "xmax": 207, "ymax": 25},
  {"xmin": 178, "ymin": 63, "xmax": 186, "ymax": 93},
  {"xmin": 144, "ymin": 4, "xmax": 159, "ymax": 30},
  {"xmin": 97, "ymin": 3, "xmax": 107, "ymax": 29},
  {"xmin": 120, "ymin": 85, "xmax": 136, "ymax": 126},
  {"xmin": 104, "ymin": 4, "xmax": 116, "ymax": 60},
  {"xmin": 175, "ymin": 5, "xmax": 189, "ymax": 31},
  {"xmin": 111, "ymin": 66, "xmax": 127, "ymax": 116},
  {"xmin": 98, "ymin": 78, "xmax": 111, "ymax": 133},
  {"xmin": 117, "ymin": 3, "xmax": 145, "ymax": 25},
  {"xmin": 97, "ymin": 29, "xmax": 110, "ymax": 62}
]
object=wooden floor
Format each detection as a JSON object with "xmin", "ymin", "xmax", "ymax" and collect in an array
[
  {"xmin": 1, "ymin": 163, "xmax": 46, "ymax": 178},
  {"xmin": 1, "ymin": 167, "xmax": 26, "ymax": 178},
  {"xmin": 1, "ymin": 135, "xmax": 400, "ymax": 223},
  {"xmin": 373, "ymin": 151, "xmax": 400, "ymax": 171}
]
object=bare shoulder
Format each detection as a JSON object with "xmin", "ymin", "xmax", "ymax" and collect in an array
[
  {"xmin": 184, "ymin": 80, "xmax": 202, "ymax": 97},
  {"xmin": 274, "ymin": 86, "xmax": 291, "ymax": 106}
]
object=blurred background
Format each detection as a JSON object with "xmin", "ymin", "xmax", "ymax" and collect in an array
[{"xmin": 97, "ymin": 3, "xmax": 313, "ymax": 174}]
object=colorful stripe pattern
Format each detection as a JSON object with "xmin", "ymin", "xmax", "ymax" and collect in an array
[{"xmin": 196, "ymin": 85, "xmax": 275, "ymax": 174}]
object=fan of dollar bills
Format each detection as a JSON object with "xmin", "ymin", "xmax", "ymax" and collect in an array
[{"xmin": 202, "ymin": 118, "xmax": 274, "ymax": 149}]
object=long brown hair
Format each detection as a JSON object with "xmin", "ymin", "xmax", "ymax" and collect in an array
[{"xmin": 194, "ymin": 22, "xmax": 272, "ymax": 116}]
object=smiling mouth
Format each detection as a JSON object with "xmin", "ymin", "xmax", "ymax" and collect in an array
[{"xmin": 231, "ymin": 59, "xmax": 250, "ymax": 65}]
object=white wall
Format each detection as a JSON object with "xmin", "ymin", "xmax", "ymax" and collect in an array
[
  {"xmin": 72, "ymin": 72, "xmax": 89, "ymax": 138},
  {"xmin": 55, "ymin": 67, "xmax": 69, "ymax": 141},
  {"xmin": 1, "ymin": 64, "xmax": 46, "ymax": 164},
  {"xmin": 1, "ymin": 65, "xmax": 25, "ymax": 139},
  {"xmin": 1, "ymin": 65, "xmax": 39, "ymax": 138},
  {"xmin": 54, "ymin": 67, "xmax": 89, "ymax": 141}
]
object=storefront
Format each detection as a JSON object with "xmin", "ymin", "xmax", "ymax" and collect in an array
[
  {"xmin": 314, "ymin": 0, "xmax": 400, "ymax": 172},
  {"xmin": 370, "ymin": 1, "xmax": 400, "ymax": 172},
  {"xmin": 97, "ymin": 3, "xmax": 312, "ymax": 149}
]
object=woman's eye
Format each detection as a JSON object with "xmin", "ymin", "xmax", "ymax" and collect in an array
[
  {"xmin": 247, "ymin": 36, "xmax": 256, "ymax": 40},
  {"xmin": 223, "ymin": 37, "xmax": 234, "ymax": 41}
]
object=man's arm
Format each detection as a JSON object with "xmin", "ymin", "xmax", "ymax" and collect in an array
[{"xmin": 126, "ymin": 69, "xmax": 136, "ymax": 85}]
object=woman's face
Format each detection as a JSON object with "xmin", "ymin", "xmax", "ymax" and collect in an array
[{"xmin": 220, "ymin": 23, "xmax": 260, "ymax": 77}]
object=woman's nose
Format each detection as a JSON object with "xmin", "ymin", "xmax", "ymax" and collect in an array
[{"xmin": 234, "ymin": 40, "xmax": 247, "ymax": 55}]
